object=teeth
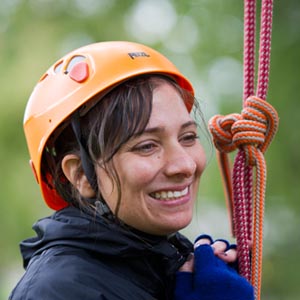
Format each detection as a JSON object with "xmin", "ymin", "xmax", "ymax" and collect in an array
[
  {"xmin": 151, "ymin": 187, "xmax": 188, "ymax": 200},
  {"xmin": 161, "ymin": 191, "xmax": 167, "ymax": 199}
]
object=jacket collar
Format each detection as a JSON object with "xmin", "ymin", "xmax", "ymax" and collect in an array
[{"xmin": 20, "ymin": 206, "xmax": 192, "ymax": 270}]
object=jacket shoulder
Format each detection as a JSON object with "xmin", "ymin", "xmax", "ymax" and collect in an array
[
  {"xmin": 9, "ymin": 245, "xmax": 156, "ymax": 300},
  {"xmin": 9, "ymin": 246, "xmax": 107, "ymax": 300}
]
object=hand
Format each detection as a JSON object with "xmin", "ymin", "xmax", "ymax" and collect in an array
[{"xmin": 174, "ymin": 235, "xmax": 254, "ymax": 300}]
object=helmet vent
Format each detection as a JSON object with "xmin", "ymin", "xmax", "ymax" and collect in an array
[
  {"xmin": 66, "ymin": 55, "xmax": 86, "ymax": 73},
  {"xmin": 54, "ymin": 60, "xmax": 63, "ymax": 74},
  {"xmin": 65, "ymin": 55, "xmax": 89, "ymax": 83}
]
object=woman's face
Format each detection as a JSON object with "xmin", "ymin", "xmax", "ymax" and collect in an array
[{"xmin": 97, "ymin": 82, "xmax": 206, "ymax": 235}]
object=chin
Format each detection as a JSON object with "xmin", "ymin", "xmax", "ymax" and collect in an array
[
  {"xmin": 177, "ymin": 211, "xmax": 193, "ymax": 227},
  {"xmin": 163, "ymin": 217, "xmax": 193, "ymax": 235}
]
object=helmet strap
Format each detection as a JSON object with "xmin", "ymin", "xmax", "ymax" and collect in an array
[
  {"xmin": 71, "ymin": 112, "xmax": 116, "ymax": 221},
  {"xmin": 71, "ymin": 111, "xmax": 98, "ymax": 193}
]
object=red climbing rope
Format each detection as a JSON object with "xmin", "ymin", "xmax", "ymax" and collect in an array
[{"xmin": 208, "ymin": 1, "xmax": 279, "ymax": 300}]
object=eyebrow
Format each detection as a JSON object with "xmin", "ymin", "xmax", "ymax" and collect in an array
[{"xmin": 133, "ymin": 120, "xmax": 198, "ymax": 138}]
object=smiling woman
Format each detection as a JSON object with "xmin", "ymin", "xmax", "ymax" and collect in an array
[
  {"xmin": 91, "ymin": 79, "xmax": 206, "ymax": 236},
  {"xmin": 9, "ymin": 41, "xmax": 254, "ymax": 300}
]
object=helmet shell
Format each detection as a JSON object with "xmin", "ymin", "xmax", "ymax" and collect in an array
[{"xmin": 24, "ymin": 41, "xmax": 194, "ymax": 210}]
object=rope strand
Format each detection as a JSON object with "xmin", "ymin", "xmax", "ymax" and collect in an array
[
  {"xmin": 243, "ymin": 0, "xmax": 256, "ymax": 99},
  {"xmin": 208, "ymin": 1, "xmax": 278, "ymax": 300},
  {"xmin": 256, "ymin": 0, "xmax": 274, "ymax": 99}
]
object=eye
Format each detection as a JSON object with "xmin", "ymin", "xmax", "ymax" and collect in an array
[
  {"xmin": 131, "ymin": 141, "xmax": 158, "ymax": 155},
  {"xmin": 180, "ymin": 132, "xmax": 199, "ymax": 146}
]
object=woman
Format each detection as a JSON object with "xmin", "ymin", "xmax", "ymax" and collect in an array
[{"xmin": 10, "ymin": 41, "xmax": 253, "ymax": 300}]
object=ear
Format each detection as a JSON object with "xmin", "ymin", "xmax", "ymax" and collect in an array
[{"xmin": 62, "ymin": 154, "xmax": 96, "ymax": 198}]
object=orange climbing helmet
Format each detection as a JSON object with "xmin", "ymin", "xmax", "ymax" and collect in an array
[{"xmin": 23, "ymin": 41, "xmax": 194, "ymax": 210}]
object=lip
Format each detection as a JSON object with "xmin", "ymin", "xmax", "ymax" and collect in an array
[{"xmin": 150, "ymin": 182, "xmax": 193, "ymax": 193}]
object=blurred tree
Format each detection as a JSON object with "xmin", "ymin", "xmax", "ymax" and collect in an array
[{"xmin": 0, "ymin": 0, "xmax": 299, "ymax": 299}]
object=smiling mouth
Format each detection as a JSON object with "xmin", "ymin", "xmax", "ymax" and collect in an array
[{"xmin": 149, "ymin": 187, "xmax": 189, "ymax": 201}]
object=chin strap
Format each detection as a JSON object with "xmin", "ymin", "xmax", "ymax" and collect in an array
[
  {"xmin": 71, "ymin": 111, "xmax": 98, "ymax": 193},
  {"xmin": 71, "ymin": 112, "xmax": 117, "ymax": 222}
]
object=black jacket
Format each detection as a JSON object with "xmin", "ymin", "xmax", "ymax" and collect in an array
[{"xmin": 9, "ymin": 206, "xmax": 193, "ymax": 300}]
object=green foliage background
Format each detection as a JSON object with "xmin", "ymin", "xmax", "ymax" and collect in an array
[{"xmin": 1, "ymin": 0, "xmax": 299, "ymax": 299}]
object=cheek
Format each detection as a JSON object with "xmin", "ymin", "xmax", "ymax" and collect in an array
[
  {"xmin": 119, "ymin": 158, "xmax": 159, "ymax": 189},
  {"xmin": 198, "ymin": 153, "xmax": 207, "ymax": 174},
  {"xmin": 192, "ymin": 145, "xmax": 207, "ymax": 175},
  {"xmin": 96, "ymin": 168, "xmax": 115, "ymax": 201}
]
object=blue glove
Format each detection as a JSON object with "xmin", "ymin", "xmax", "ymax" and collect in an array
[{"xmin": 174, "ymin": 243, "xmax": 254, "ymax": 300}]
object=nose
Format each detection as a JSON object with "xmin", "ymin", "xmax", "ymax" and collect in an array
[{"xmin": 163, "ymin": 144, "xmax": 197, "ymax": 179}]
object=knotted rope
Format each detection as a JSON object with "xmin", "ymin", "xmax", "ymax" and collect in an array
[{"xmin": 208, "ymin": 1, "xmax": 279, "ymax": 300}]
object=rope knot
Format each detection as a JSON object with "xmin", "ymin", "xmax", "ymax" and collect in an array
[{"xmin": 208, "ymin": 96, "xmax": 279, "ymax": 166}]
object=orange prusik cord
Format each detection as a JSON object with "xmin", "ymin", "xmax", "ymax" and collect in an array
[{"xmin": 208, "ymin": 1, "xmax": 279, "ymax": 300}]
